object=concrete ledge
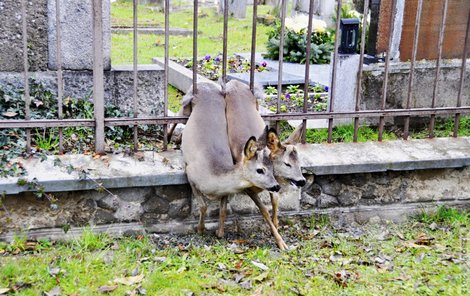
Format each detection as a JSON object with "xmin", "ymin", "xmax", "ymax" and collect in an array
[
  {"xmin": 1, "ymin": 199, "xmax": 468, "ymax": 242},
  {"xmin": 0, "ymin": 137, "xmax": 469, "ymax": 195}
]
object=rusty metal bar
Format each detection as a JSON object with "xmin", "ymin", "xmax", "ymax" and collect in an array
[
  {"xmin": 163, "ymin": 0, "xmax": 170, "ymax": 150},
  {"xmin": 301, "ymin": 0, "xmax": 315, "ymax": 144},
  {"xmin": 0, "ymin": 119, "xmax": 96, "ymax": 129},
  {"xmin": 222, "ymin": 0, "xmax": 229, "ymax": 91},
  {"xmin": 353, "ymin": 0, "xmax": 370, "ymax": 143},
  {"xmin": 249, "ymin": 0, "xmax": 258, "ymax": 91},
  {"xmin": 453, "ymin": 10, "xmax": 470, "ymax": 137},
  {"xmin": 55, "ymin": 0, "xmax": 64, "ymax": 153},
  {"xmin": 403, "ymin": 0, "xmax": 423, "ymax": 140},
  {"xmin": 21, "ymin": 0, "xmax": 31, "ymax": 152},
  {"xmin": 378, "ymin": 0, "xmax": 396, "ymax": 141},
  {"xmin": 327, "ymin": 0, "xmax": 342, "ymax": 143},
  {"xmin": 192, "ymin": 0, "xmax": 198, "ymax": 95},
  {"xmin": 3, "ymin": 107, "xmax": 468, "ymax": 129},
  {"xmin": 133, "ymin": 0, "xmax": 139, "ymax": 151},
  {"xmin": 429, "ymin": 0, "xmax": 448, "ymax": 138},
  {"xmin": 276, "ymin": 0, "xmax": 287, "ymax": 133},
  {"xmin": 92, "ymin": 0, "xmax": 105, "ymax": 154}
]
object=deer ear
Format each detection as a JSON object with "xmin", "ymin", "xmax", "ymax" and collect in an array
[
  {"xmin": 243, "ymin": 136, "xmax": 258, "ymax": 160},
  {"xmin": 283, "ymin": 122, "xmax": 304, "ymax": 145},
  {"xmin": 181, "ymin": 89, "xmax": 194, "ymax": 116},
  {"xmin": 267, "ymin": 128, "xmax": 281, "ymax": 154}
]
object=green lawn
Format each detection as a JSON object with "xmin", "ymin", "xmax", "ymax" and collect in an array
[
  {"xmin": 111, "ymin": 1, "xmax": 273, "ymax": 64},
  {"xmin": 0, "ymin": 207, "xmax": 468, "ymax": 295}
]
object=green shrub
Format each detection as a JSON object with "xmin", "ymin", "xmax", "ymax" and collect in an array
[{"xmin": 264, "ymin": 15, "xmax": 334, "ymax": 64}]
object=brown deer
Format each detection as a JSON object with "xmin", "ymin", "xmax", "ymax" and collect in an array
[
  {"xmin": 181, "ymin": 82, "xmax": 280, "ymax": 238},
  {"xmin": 223, "ymin": 80, "xmax": 307, "ymax": 250}
]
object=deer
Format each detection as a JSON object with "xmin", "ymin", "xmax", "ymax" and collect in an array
[
  {"xmin": 181, "ymin": 82, "xmax": 281, "ymax": 239},
  {"xmin": 222, "ymin": 79, "xmax": 307, "ymax": 250}
]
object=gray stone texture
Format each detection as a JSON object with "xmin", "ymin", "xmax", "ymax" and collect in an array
[
  {"xmin": 361, "ymin": 60, "xmax": 470, "ymax": 126},
  {"xmin": 0, "ymin": 65, "xmax": 165, "ymax": 116},
  {"xmin": 48, "ymin": 0, "xmax": 111, "ymax": 70},
  {"xmin": 111, "ymin": 65, "xmax": 165, "ymax": 116},
  {"xmin": 0, "ymin": 0, "xmax": 49, "ymax": 72}
]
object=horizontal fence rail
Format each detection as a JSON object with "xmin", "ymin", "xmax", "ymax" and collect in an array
[{"xmin": 0, "ymin": 0, "xmax": 469, "ymax": 154}]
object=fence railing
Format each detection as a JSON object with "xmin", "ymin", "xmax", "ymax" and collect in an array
[{"xmin": 0, "ymin": 0, "xmax": 469, "ymax": 154}]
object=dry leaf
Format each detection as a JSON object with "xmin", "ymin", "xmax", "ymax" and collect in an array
[
  {"xmin": 97, "ymin": 285, "xmax": 118, "ymax": 293},
  {"xmin": 250, "ymin": 286, "xmax": 263, "ymax": 296},
  {"xmin": 334, "ymin": 270, "xmax": 351, "ymax": 288},
  {"xmin": 0, "ymin": 288, "xmax": 10, "ymax": 295},
  {"xmin": 44, "ymin": 286, "xmax": 61, "ymax": 296},
  {"xmin": 415, "ymin": 233, "xmax": 434, "ymax": 246},
  {"xmin": 2, "ymin": 111, "xmax": 18, "ymax": 118},
  {"xmin": 387, "ymin": 274, "xmax": 411, "ymax": 281},
  {"xmin": 113, "ymin": 274, "xmax": 144, "ymax": 286},
  {"xmin": 251, "ymin": 261, "xmax": 269, "ymax": 271},
  {"xmin": 253, "ymin": 271, "xmax": 269, "ymax": 283}
]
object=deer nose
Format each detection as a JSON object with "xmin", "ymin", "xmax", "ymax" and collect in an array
[
  {"xmin": 268, "ymin": 185, "xmax": 281, "ymax": 192},
  {"xmin": 295, "ymin": 179, "xmax": 306, "ymax": 187}
]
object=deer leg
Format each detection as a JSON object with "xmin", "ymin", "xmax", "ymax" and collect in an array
[
  {"xmin": 245, "ymin": 189, "xmax": 288, "ymax": 250},
  {"xmin": 216, "ymin": 196, "xmax": 228, "ymax": 238},
  {"xmin": 270, "ymin": 192, "xmax": 279, "ymax": 229},
  {"xmin": 189, "ymin": 182, "xmax": 207, "ymax": 234}
]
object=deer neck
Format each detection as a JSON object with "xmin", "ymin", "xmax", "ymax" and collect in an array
[{"xmin": 217, "ymin": 163, "xmax": 251, "ymax": 193}]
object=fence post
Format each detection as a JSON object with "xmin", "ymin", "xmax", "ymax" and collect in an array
[{"xmin": 93, "ymin": 0, "xmax": 105, "ymax": 154}]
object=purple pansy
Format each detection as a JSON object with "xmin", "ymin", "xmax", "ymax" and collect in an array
[
  {"xmin": 214, "ymin": 56, "xmax": 221, "ymax": 62},
  {"xmin": 261, "ymin": 61, "xmax": 268, "ymax": 67},
  {"xmin": 204, "ymin": 55, "xmax": 211, "ymax": 61},
  {"xmin": 324, "ymin": 86, "xmax": 329, "ymax": 92},
  {"xmin": 285, "ymin": 93, "xmax": 291, "ymax": 99}
]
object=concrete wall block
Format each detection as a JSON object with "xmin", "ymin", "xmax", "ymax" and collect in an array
[
  {"xmin": 403, "ymin": 168, "xmax": 470, "ymax": 203},
  {"xmin": 48, "ymin": 0, "xmax": 111, "ymax": 70},
  {"xmin": 111, "ymin": 65, "xmax": 165, "ymax": 116},
  {"xmin": 0, "ymin": 0, "xmax": 48, "ymax": 72}
]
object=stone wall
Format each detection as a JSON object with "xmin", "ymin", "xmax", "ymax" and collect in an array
[
  {"xmin": 360, "ymin": 60, "xmax": 470, "ymax": 125},
  {"xmin": 1, "ymin": 167, "xmax": 468, "ymax": 236},
  {"xmin": 0, "ymin": 0, "xmax": 164, "ymax": 116},
  {"xmin": 0, "ymin": 65, "xmax": 165, "ymax": 116}
]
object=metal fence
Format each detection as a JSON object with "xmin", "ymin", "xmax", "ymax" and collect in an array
[{"xmin": 0, "ymin": 0, "xmax": 469, "ymax": 154}]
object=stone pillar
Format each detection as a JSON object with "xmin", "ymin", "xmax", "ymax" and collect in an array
[
  {"xmin": 376, "ymin": 0, "xmax": 405, "ymax": 60},
  {"xmin": 328, "ymin": 54, "xmax": 360, "ymax": 126},
  {"xmin": 48, "ymin": 0, "xmax": 111, "ymax": 70}
]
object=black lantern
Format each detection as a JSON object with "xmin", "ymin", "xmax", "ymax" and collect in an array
[{"xmin": 339, "ymin": 18, "xmax": 360, "ymax": 54}]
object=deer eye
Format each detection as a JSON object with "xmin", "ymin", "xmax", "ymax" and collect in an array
[
  {"xmin": 284, "ymin": 162, "xmax": 292, "ymax": 167},
  {"xmin": 256, "ymin": 169, "xmax": 264, "ymax": 174}
]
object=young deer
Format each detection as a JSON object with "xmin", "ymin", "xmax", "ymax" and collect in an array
[
  {"xmin": 181, "ymin": 82, "xmax": 280, "ymax": 238},
  {"xmin": 223, "ymin": 80, "xmax": 307, "ymax": 250}
]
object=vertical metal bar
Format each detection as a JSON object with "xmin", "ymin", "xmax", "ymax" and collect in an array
[
  {"xmin": 133, "ymin": 0, "xmax": 139, "ymax": 151},
  {"xmin": 353, "ymin": 0, "xmax": 370, "ymax": 143},
  {"xmin": 453, "ymin": 10, "xmax": 470, "ymax": 138},
  {"xmin": 403, "ymin": 0, "xmax": 423, "ymax": 140},
  {"xmin": 276, "ymin": 0, "xmax": 287, "ymax": 133},
  {"xmin": 249, "ymin": 0, "xmax": 258, "ymax": 91},
  {"xmin": 163, "ymin": 0, "xmax": 169, "ymax": 150},
  {"xmin": 21, "ymin": 0, "xmax": 31, "ymax": 153},
  {"xmin": 429, "ymin": 0, "xmax": 448, "ymax": 138},
  {"xmin": 193, "ymin": 0, "xmax": 198, "ymax": 95},
  {"xmin": 222, "ymin": 0, "xmax": 229, "ymax": 91},
  {"xmin": 93, "ymin": 0, "xmax": 105, "ymax": 154},
  {"xmin": 327, "ymin": 0, "xmax": 342, "ymax": 143},
  {"xmin": 378, "ymin": 0, "xmax": 396, "ymax": 141},
  {"xmin": 55, "ymin": 0, "xmax": 64, "ymax": 153},
  {"xmin": 301, "ymin": 0, "xmax": 315, "ymax": 144}
]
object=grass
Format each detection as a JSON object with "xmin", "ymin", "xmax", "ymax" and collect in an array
[
  {"xmin": 0, "ymin": 208, "xmax": 468, "ymax": 295},
  {"xmin": 111, "ymin": 1, "xmax": 273, "ymax": 64},
  {"xmin": 278, "ymin": 116, "xmax": 470, "ymax": 144}
]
